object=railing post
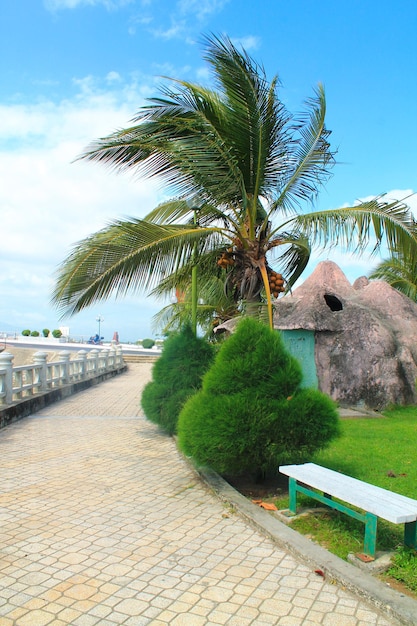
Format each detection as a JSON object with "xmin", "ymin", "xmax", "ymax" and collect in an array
[
  {"xmin": 77, "ymin": 350, "xmax": 87, "ymax": 379},
  {"xmin": 101, "ymin": 349, "xmax": 109, "ymax": 372},
  {"xmin": 33, "ymin": 352, "xmax": 48, "ymax": 392},
  {"xmin": 59, "ymin": 351, "xmax": 70, "ymax": 385},
  {"xmin": 89, "ymin": 349, "xmax": 99, "ymax": 376},
  {"xmin": 0, "ymin": 352, "xmax": 14, "ymax": 404}
]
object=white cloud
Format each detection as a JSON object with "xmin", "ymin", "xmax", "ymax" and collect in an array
[
  {"xmin": 0, "ymin": 73, "xmax": 157, "ymax": 149},
  {"xmin": 44, "ymin": 0, "xmax": 133, "ymax": 10},
  {"xmin": 0, "ymin": 74, "xmax": 164, "ymax": 340},
  {"xmin": 131, "ymin": 0, "xmax": 230, "ymax": 41},
  {"xmin": 150, "ymin": 21, "xmax": 187, "ymax": 40},
  {"xmin": 231, "ymin": 35, "xmax": 261, "ymax": 51},
  {"xmin": 177, "ymin": 0, "xmax": 230, "ymax": 21},
  {"xmin": 106, "ymin": 71, "xmax": 123, "ymax": 83},
  {"xmin": 195, "ymin": 66, "xmax": 211, "ymax": 82}
]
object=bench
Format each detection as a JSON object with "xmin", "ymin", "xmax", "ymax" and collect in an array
[{"xmin": 279, "ymin": 463, "xmax": 417, "ymax": 557}]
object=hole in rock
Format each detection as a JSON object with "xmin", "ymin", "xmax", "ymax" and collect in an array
[{"xmin": 324, "ymin": 294, "xmax": 343, "ymax": 311}]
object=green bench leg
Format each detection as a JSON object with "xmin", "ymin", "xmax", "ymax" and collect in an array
[
  {"xmin": 363, "ymin": 513, "xmax": 378, "ymax": 557},
  {"xmin": 404, "ymin": 521, "xmax": 417, "ymax": 550},
  {"xmin": 288, "ymin": 477, "xmax": 297, "ymax": 515}
]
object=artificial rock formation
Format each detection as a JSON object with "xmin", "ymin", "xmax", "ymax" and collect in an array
[{"xmin": 273, "ymin": 261, "xmax": 417, "ymax": 410}]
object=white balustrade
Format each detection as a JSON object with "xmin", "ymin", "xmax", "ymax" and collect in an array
[{"xmin": 0, "ymin": 348, "xmax": 124, "ymax": 407}]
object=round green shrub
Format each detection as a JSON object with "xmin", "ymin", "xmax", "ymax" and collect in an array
[
  {"xmin": 30, "ymin": 330, "xmax": 40, "ymax": 337},
  {"xmin": 52, "ymin": 329, "xmax": 62, "ymax": 338},
  {"xmin": 177, "ymin": 317, "xmax": 340, "ymax": 479},
  {"xmin": 42, "ymin": 328, "xmax": 50, "ymax": 337},
  {"xmin": 141, "ymin": 324, "xmax": 215, "ymax": 435},
  {"xmin": 141, "ymin": 338, "xmax": 155, "ymax": 349},
  {"xmin": 22, "ymin": 329, "xmax": 31, "ymax": 336},
  {"xmin": 278, "ymin": 388, "xmax": 341, "ymax": 463}
]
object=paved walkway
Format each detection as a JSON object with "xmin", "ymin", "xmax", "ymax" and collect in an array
[{"xmin": 0, "ymin": 364, "xmax": 403, "ymax": 625}]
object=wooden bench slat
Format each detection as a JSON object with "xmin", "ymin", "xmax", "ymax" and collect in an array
[{"xmin": 279, "ymin": 463, "xmax": 417, "ymax": 524}]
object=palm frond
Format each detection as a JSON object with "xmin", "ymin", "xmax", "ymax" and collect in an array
[
  {"xmin": 144, "ymin": 196, "xmax": 240, "ymax": 234},
  {"xmin": 370, "ymin": 253, "xmax": 417, "ymax": 302},
  {"xmin": 80, "ymin": 78, "xmax": 246, "ymax": 210},
  {"xmin": 51, "ymin": 218, "xmax": 222, "ymax": 316},
  {"xmin": 287, "ymin": 195, "xmax": 417, "ymax": 256},
  {"xmin": 269, "ymin": 84, "xmax": 335, "ymax": 216},
  {"xmin": 149, "ymin": 256, "xmax": 214, "ymax": 298},
  {"xmin": 144, "ymin": 198, "xmax": 195, "ymax": 225},
  {"xmin": 203, "ymin": 35, "xmax": 292, "ymax": 217}
]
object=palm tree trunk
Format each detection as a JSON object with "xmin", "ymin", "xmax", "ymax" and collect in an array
[
  {"xmin": 191, "ymin": 264, "xmax": 197, "ymax": 335},
  {"xmin": 258, "ymin": 262, "xmax": 273, "ymax": 330},
  {"xmin": 191, "ymin": 210, "xmax": 198, "ymax": 335}
]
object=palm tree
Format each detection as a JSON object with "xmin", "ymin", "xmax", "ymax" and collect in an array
[{"xmin": 52, "ymin": 35, "xmax": 417, "ymax": 330}]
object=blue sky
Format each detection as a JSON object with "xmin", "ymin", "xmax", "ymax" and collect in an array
[{"xmin": 1, "ymin": 0, "xmax": 416, "ymax": 342}]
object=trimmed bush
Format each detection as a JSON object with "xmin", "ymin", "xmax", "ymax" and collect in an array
[
  {"xmin": 177, "ymin": 317, "xmax": 340, "ymax": 479},
  {"xmin": 22, "ymin": 329, "xmax": 31, "ymax": 336},
  {"xmin": 30, "ymin": 330, "xmax": 40, "ymax": 337},
  {"xmin": 52, "ymin": 329, "xmax": 62, "ymax": 338},
  {"xmin": 141, "ymin": 324, "xmax": 214, "ymax": 435},
  {"xmin": 141, "ymin": 338, "xmax": 155, "ymax": 349},
  {"xmin": 42, "ymin": 328, "xmax": 50, "ymax": 337},
  {"xmin": 278, "ymin": 388, "xmax": 341, "ymax": 463}
]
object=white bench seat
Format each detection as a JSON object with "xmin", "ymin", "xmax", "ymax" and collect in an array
[{"xmin": 279, "ymin": 463, "xmax": 417, "ymax": 557}]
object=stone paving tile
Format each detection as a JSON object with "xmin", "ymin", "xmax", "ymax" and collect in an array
[{"xmin": 0, "ymin": 364, "xmax": 399, "ymax": 625}]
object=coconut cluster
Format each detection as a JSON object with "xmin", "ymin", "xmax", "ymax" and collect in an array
[
  {"xmin": 217, "ymin": 251, "xmax": 235, "ymax": 268},
  {"xmin": 269, "ymin": 271, "xmax": 285, "ymax": 298}
]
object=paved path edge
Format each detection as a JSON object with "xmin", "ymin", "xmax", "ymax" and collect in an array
[{"xmin": 197, "ymin": 466, "xmax": 417, "ymax": 626}]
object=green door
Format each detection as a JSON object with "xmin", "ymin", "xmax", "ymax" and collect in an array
[{"xmin": 280, "ymin": 329, "xmax": 318, "ymax": 389}]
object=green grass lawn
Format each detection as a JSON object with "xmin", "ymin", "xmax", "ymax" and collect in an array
[
  {"xmin": 273, "ymin": 406, "xmax": 417, "ymax": 593},
  {"xmin": 314, "ymin": 406, "xmax": 417, "ymax": 497}
]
